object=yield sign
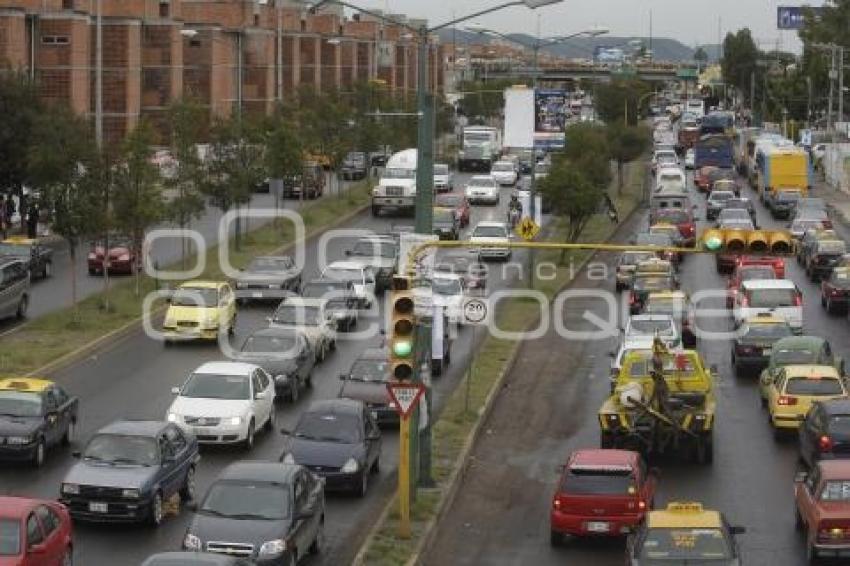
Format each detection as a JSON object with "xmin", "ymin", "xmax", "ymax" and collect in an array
[{"xmin": 386, "ymin": 382, "xmax": 426, "ymax": 419}]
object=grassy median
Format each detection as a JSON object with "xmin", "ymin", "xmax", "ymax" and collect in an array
[
  {"xmin": 360, "ymin": 162, "xmax": 645, "ymax": 565},
  {"xmin": 0, "ymin": 184, "xmax": 372, "ymax": 376}
]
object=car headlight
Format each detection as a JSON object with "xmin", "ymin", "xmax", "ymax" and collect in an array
[
  {"xmin": 62, "ymin": 483, "xmax": 80, "ymax": 495},
  {"xmin": 342, "ymin": 457, "xmax": 360, "ymax": 474},
  {"xmin": 235, "ymin": 281, "xmax": 246, "ymax": 289},
  {"xmin": 167, "ymin": 413, "xmax": 179, "ymax": 423},
  {"xmin": 282, "ymin": 453, "xmax": 295, "ymax": 465},
  {"xmin": 183, "ymin": 533, "xmax": 202, "ymax": 551},
  {"xmin": 259, "ymin": 539, "xmax": 287, "ymax": 556},
  {"xmin": 227, "ymin": 416, "xmax": 243, "ymax": 426},
  {"xmin": 6, "ymin": 436, "xmax": 31, "ymax": 445},
  {"xmin": 122, "ymin": 489, "xmax": 140, "ymax": 499},
  {"xmin": 202, "ymin": 317, "xmax": 219, "ymax": 329}
]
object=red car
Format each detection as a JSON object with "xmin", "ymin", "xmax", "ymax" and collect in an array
[
  {"xmin": 727, "ymin": 264, "xmax": 777, "ymax": 308},
  {"xmin": 87, "ymin": 237, "xmax": 138, "ymax": 275},
  {"xmin": 0, "ymin": 496, "xmax": 73, "ymax": 566},
  {"xmin": 654, "ymin": 208, "xmax": 697, "ymax": 247},
  {"xmin": 550, "ymin": 449, "xmax": 657, "ymax": 545},
  {"xmin": 695, "ymin": 165, "xmax": 718, "ymax": 192},
  {"xmin": 738, "ymin": 256, "xmax": 786, "ymax": 279},
  {"xmin": 795, "ymin": 460, "xmax": 850, "ymax": 561},
  {"xmin": 434, "ymin": 193, "xmax": 470, "ymax": 228}
]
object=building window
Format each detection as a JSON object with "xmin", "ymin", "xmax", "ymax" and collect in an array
[
  {"xmin": 254, "ymin": 14, "xmax": 259, "ymax": 26},
  {"xmin": 159, "ymin": 2, "xmax": 169, "ymax": 18},
  {"xmin": 41, "ymin": 36, "xmax": 70, "ymax": 45},
  {"xmin": 62, "ymin": 0, "xmax": 73, "ymax": 9}
]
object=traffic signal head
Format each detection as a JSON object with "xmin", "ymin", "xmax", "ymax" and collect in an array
[
  {"xmin": 389, "ymin": 290, "xmax": 416, "ymax": 381},
  {"xmin": 700, "ymin": 228, "xmax": 794, "ymax": 255}
]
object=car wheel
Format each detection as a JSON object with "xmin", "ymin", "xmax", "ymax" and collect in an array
[
  {"xmin": 243, "ymin": 420, "xmax": 255, "ymax": 451},
  {"xmin": 62, "ymin": 419, "xmax": 76, "ymax": 446},
  {"xmin": 32, "ymin": 438, "xmax": 46, "ymax": 468},
  {"xmin": 371, "ymin": 456, "xmax": 380, "ymax": 474},
  {"xmin": 180, "ymin": 466, "xmax": 196, "ymax": 502},
  {"xmin": 309, "ymin": 518, "xmax": 325, "ymax": 555},
  {"xmin": 289, "ymin": 381, "xmax": 300, "ymax": 403},
  {"xmin": 329, "ymin": 338, "xmax": 337, "ymax": 351},
  {"xmin": 600, "ymin": 432, "xmax": 613, "ymax": 449},
  {"xmin": 265, "ymin": 407, "xmax": 277, "ymax": 432},
  {"xmin": 88, "ymin": 268, "xmax": 97, "ymax": 276},
  {"xmin": 316, "ymin": 343, "xmax": 325, "ymax": 363},
  {"xmin": 43, "ymin": 262, "xmax": 52, "ymax": 278},
  {"xmin": 696, "ymin": 433, "xmax": 713, "ymax": 464},
  {"xmin": 16, "ymin": 295, "xmax": 28, "ymax": 320},
  {"xmin": 806, "ymin": 538, "xmax": 818, "ymax": 563},
  {"xmin": 356, "ymin": 470, "xmax": 369, "ymax": 497},
  {"xmin": 228, "ymin": 315, "xmax": 236, "ymax": 336},
  {"xmin": 371, "ymin": 206, "xmax": 380, "ymax": 216},
  {"xmin": 550, "ymin": 530, "xmax": 564, "ymax": 547},
  {"xmin": 148, "ymin": 491, "xmax": 164, "ymax": 527},
  {"xmin": 61, "ymin": 547, "xmax": 73, "ymax": 566}
]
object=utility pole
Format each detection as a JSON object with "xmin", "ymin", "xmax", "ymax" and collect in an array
[
  {"xmin": 840, "ymin": 47, "xmax": 845, "ymax": 127},
  {"xmin": 750, "ymin": 71, "xmax": 755, "ymax": 124}
]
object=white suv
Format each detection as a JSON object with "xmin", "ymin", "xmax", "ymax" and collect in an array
[
  {"xmin": 490, "ymin": 161, "xmax": 518, "ymax": 186},
  {"xmin": 465, "ymin": 176, "xmax": 500, "ymax": 205},
  {"xmin": 733, "ymin": 279, "xmax": 803, "ymax": 333},
  {"xmin": 167, "ymin": 362, "xmax": 275, "ymax": 450},
  {"xmin": 470, "ymin": 221, "xmax": 511, "ymax": 261}
]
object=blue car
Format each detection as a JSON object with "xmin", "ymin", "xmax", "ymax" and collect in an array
[{"xmin": 60, "ymin": 420, "xmax": 200, "ymax": 526}]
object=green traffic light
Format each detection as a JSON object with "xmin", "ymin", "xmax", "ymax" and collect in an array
[
  {"xmin": 704, "ymin": 236, "xmax": 722, "ymax": 251},
  {"xmin": 393, "ymin": 340, "xmax": 413, "ymax": 357}
]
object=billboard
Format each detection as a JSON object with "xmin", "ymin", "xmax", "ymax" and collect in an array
[
  {"xmin": 377, "ymin": 41, "xmax": 395, "ymax": 67},
  {"xmin": 534, "ymin": 89, "xmax": 567, "ymax": 150},
  {"xmin": 777, "ymin": 6, "xmax": 823, "ymax": 30},
  {"xmin": 503, "ymin": 87, "xmax": 535, "ymax": 149}
]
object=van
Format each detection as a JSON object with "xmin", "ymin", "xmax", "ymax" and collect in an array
[
  {"xmin": 655, "ymin": 168, "xmax": 686, "ymax": 194},
  {"xmin": 733, "ymin": 279, "xmax": 803, "ymax": 333},
  {"xmin": 0, "ymin": 259, "xmax": 30, "ymax": 320}
]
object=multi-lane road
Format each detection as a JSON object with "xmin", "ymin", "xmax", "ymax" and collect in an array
[
  {"xmin": 0, "ymin": 169, "xmax": 532, "ymax": 565},
  {"xmin": 425, "ymin": 169, "xmax": 850, "ymax": 565}
]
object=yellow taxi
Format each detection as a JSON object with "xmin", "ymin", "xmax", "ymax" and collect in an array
[
  {"xmin": 759, "ymin": 365, "xmax": 847, "ymax": 432},
  {"xmin": 627, "ymin": 502, "xmax": 745, "ymax": 564},
  {"xmin": 163, "ymin": 281, "xmax": 236, "ymax": 343},
  {"xmin": 0, "ymin": 377, "xmax": 78, "ymax": 466}
]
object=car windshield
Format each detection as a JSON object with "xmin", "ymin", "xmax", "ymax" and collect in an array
[
  {"xmin": 633, "ymin": 277, "xmax": 673, "ymax": 291},
  {"xmin": 777, "ymin": 191, "xmax": 802, "ymax": 202},
  {"xmin": 242, "ymin": 334, "xmax": 298, "ymax": 354},
  {"xmin": 774, "ymin": 348, "xmax": 816, "ymax": 365},
  {"xmin": 638, "ymin": 528, "xmax": 733, "ymax": 561},
  {"xmin": 433, "ymin": 209, "xmax": 455, "ymax": 223},
  {"xmin": 246, "ymin": 258, "xmax": 291, "ymax": 273},
  {"xmin": 468, "ymin": 177, "xmax": 494, "ymax": 187},
  {"xmin": 621, "ymin": 252, "xmax": 653, "ymax": 266},
  {"xmin": 492, "ymin": 163, "xmax": 513, "ymax": 172},
  {"xmin": 323, "ymin": 268, "xmax": 362, "ymax": 282},
  {"xmin": 294, "ymin": 412, "xmax": 361, "ymax": 443},
  {"xmin": 303, "ymin": 281, "xmax": 348, "ymax": 299},
  {"xmin": 0, "ymin": 243, "xmax": 30, "ymax": 255},
  {"xmin": 0, "ymin": 390, "xmax": 42, "ymax": 417},
  {"xmin": 746, "ymin": 288, "xmax": 796, "ymax": 308},
  {"xmin": 739, "ymin": 267, "xmax": 775, "ymax": 281},
  {"xmin": 628, "ymin": 319, "xmax": 675, "ymax": 336},
  {"xmin": 83, "ymin": 434, "xmax": 158, "ymax": 466},
  {"xmin": 656, "ymin": 210, "xmax": 689, "ymax": 224},
  {"xmin": 171, "ymin": 288, "xmax": 218, "ymax": 307},
  {"xmin": 348, "ymin": 359, "xmax": 389, "ymax": 382},
  {"xmin": 785, "ymin": 377, "xmax": 843, "ymax": 396},
  {"xmin": 0, "ymin": 519, "xmax": 20, "ymax": 556},
  {"xmin": 181, "ymin": 373, "xmax": 251, "ymax": 400},
  {"xmin": 436, "ymin": 195, "xmax": 461, "ymax": 207},
  {"xmin": 742, "ymin": 323, "xmax": 792, "ymax": 340},
  {"xmin": 819, "ymin": 241, "xmax": 847, "ymax": 254},
  {"xmin": 432, "ymin": 278, "xmax": 462, "ymax": 296},
  {"xmin": 472, "ymin": 226, "xmax": 506, "ymax": 238},
  {"xmin": 636, "ymin": 234, "xmax": 673, "ymax": 246},
  {"xmin": 709, "ymin": 191, "xmax": 734, "ymax": 203},
  {"xmin": 793, "ymin": 220, "xmax": 824, "ymax": 232},
  {"xmin": 272, "ymin": 305, "xmax": 322, "ymax": 326},
  {"xmin": 351, "ymin": 240, "xmax": 395, "ymax": 259},
  {"xmin": 434, "ymin": 164, "xmax": 449, "ymax": 175},
  {"xmin": 382, "ymin": 168, "xmax": 415, "ymax": 180},
  {"xmin": 561, "ymin": 467, "xmax": 635, "ymax": 495},
  {"xmin": 821, "ymin": 481, "xmax": 850, "ymax": 501},
  {"xmin": 201, "ymin": 481, "xmax": 290, "ymax": 520}
]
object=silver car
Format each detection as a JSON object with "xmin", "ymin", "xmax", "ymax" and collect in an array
[{"xmin": 0, "ymin": 259, "xmax": 29, "ymax": 320}]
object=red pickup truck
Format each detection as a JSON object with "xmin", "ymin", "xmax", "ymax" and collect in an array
[{"xmin": 795, "ymin": 460, "xmax": 850, "ymax": 562}]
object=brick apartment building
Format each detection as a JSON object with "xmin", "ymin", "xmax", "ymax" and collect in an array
[{"xmin": 0, "ymin": 0, "xmax": 444, "ymax": 145}]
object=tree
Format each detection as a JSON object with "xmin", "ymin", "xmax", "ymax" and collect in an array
[
  {"xmin": 563, "ymin": 123, "xmax": 612, "ymax": 190},
  {"xmin": 0, "ymin": 73, "xmax": 42, "ymax": 205},
  {"xmin": 202, "ymin": 116, "xmax": 265, "ymax": 250},
  {"xmin": 166, "ymin": 99, "xmax": 207, "ymax": 267},
  {"xmin": 112, "ymin": 121, "xmax": 164, "ymax": 295},
  {"xmin": 693, "ymin": 47, "xmax": 709, "ymax": 70},
  {"xmin": 799, "ymin": 1, "xmax": 850, "ymax": 121},
  {"xmin": 594, "ymin": 80, "xmax": 651, "ymax": 126},
  {"xmin": 721, "ymin": 28, "xmax": 760, "ymax": 105},
  {"xmin": 27, "ymin": 105, "xmax": 103, "ymax": 320},
  {"xmin": 265, "ymin": 116, "xmax": 303, "ymax": 212},
  {"xmin": 607, "ymin": 124, "xmax": 650, "ymax": 194}
]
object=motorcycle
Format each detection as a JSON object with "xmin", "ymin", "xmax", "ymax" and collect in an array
[{"xmin": 508, "ymin": 207, "xmax": 521, "ymax": 228}]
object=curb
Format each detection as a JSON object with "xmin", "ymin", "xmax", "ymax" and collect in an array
[
  {"xmin": 26, "ymin": 199, "xmax": 371, "ymax": 378},
  {"xmin": 352, "ymin": 192, "xmax": 646, "ymax": 566}
]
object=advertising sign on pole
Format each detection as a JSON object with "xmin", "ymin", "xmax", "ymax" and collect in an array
[
  {"xmin": 777, "ymin": 6, "xmax": 823, "ymax": 30},
  {"xmin": 534, "ymin": 89, "xmax": 567, "ymax": 150},
  {"xmin": 503, "ymin": 87, "xmax": 535, "ymax": 149}
]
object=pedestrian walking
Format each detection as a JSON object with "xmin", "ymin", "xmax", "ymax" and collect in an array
[{"xmin": 26, "ymin": 201, "xmax": 39, "ymax": 239}]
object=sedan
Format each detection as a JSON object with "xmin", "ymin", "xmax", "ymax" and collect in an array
[
  {"xmin": 338, "ymin": 347, "xmax": 397, "ymax": 426},
  {"xmin": 0, "ymin": 496, "xmax": 73, "ymax": 566},
  {"xmin": 281, "ymin": 399, "xmax": 381, "ymax": 497},
  {"xmin": 86, "ymin": 236, "xmax": 135, "ymax": 275},
  {"xmin": 799, "ymin": 399, "xmax": 850, "ymax": 469},
  {"xmin": 432, "ymin": 206, "xmax": 460, "ymax": 240},
  {"xmin": 300, "ymin": 279, "xmax": 358, "ymax": 331},
  {"xmin": 490, "ymin": 160, "xmax": 518, "ymax": 186},
  {"xmin": 465, "ymin": 176, "xmax": 500, "ymax": 205},
  {"xmin": 706, "ymin": 190, "xmax": 735, "ymax": 221},
  {"xmin": 321, "ymin": 261, "xmax": 376, "ymax": 309},
  {"xmin": 731, "ymin": 314, "xmax": 793, "ymax": 374},
  {"xmin": 238, "ymin": 328, "xmax": 315, "ymax": 403},
  {"xmin": 822, "ymin": 267, "xmax": 850, "ymax": 314},
  {"xmin": 234, "ymin": 255, "xmax": 301, "ymax": 303},
  {"xmin": 183, "ymin": 462, "xmax": 324, "ymax": 565}
]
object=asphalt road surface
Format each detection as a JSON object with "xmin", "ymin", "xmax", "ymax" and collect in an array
[
  {"xmin": 0, "ymin": 169, "xmax": 535, "ymax": 566},
  {"xmin": 424, "ymin": 169, "xmax": 850, "ymax": 566}
]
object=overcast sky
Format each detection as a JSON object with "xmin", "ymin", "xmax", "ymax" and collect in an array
[{"xmin": 352, "ymin": 0, "xmax": 828, "ymax": 51}]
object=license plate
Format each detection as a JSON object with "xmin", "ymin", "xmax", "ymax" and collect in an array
[
  {"xmin": 252, "ymin": 292, "xmax": 263, "ymax": 298},
  {"xmin": 762, "ymin": 348, "xmax": 772, "ymax": 355},
  {"xmin": 586, "ymin": 521, "xmax": 609, "ymax": 532},
  {"xmin": 89, "ymin": 502, "xmax": 108, "ymax": 513},
  {"xmin": 371, "ymin": 410, "xmax": 378, "ymax": 419}
]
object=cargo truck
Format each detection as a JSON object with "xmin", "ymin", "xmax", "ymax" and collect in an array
[{"xmin": 458, "ymin": 126, "xmax": 502, "ymax": 172}]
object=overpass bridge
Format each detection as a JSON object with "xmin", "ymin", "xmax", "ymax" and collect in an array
[{"xmin": 476, "ymin": 64, "xmax": 699, "ymax": 83}]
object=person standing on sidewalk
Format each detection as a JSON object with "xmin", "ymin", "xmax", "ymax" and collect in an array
[{"xmin": 26, "ymin": 200, "xmax": 39, "ymax": 239}]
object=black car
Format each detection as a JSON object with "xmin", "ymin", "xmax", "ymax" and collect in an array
[
  {"xmin": 300, "ymin": 279, "xmax": 358, "ymax": 331},
  {"xmin": 433, "ymin": 207, "xmax": 460, "ymax": 240},
  {"xmin": 234, "ymin": 256, "xmax": 301, "ymax": 302},
  {"xmin": 0, "ymin": 378, "xmax": 78, "ymax": 467},
  {"xmin": 731, "ymin": 316, "xmax": 794, "ymax": 374},
  {"xmin": 341, "ymin": 152, "xmax": 367, "ymax": 181},
  {"xmin": 0, "ymin": 237, "xmax": 53, "ymax": 279},
  {"xmin": 768, "ymin": 189, "xmax": 803, "ymax": 220},
  {"xmin": 142, "ymin": 552, "xmax": 255, "ymax": 566},
  {"xmin": 805, "ymin": 239, "xmax": 847, "ymax": 282},
  {"xmin": 239, "ymin": 328, "xmax": 315, "ymax": 403},
  {"xmin": 183, "ymin": 461, "xmax": 324, "ymax": 565},
  {"xmin": 706, "ymin": 190, "xmax": 735, "ymax": 221},
  {"xmin": 799, "ymin": 399, "xmax": 850, "ymax": 469},
  {"xmin": 60, "ymin": 420, "xmax": 199, "ymax": 526},
  {"xmin": 280, "ymin": 399, "xmax": 381, "ymax": 497},
  {"xmin": 338, "ymin": 348, "xmax": 397, "ymax": 427}
]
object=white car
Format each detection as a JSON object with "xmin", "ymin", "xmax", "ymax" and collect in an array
[
  {"xmin": 623, "ymin": 313, "xmax": 680, "ymax": 348},
  {"xmin": 269, "ymin": 297, "xmax": 337, "ymax": 361},
  {"xmin": 167, "ymin": 362, "xmax": 275, "ymax": 449},
  {"xmin": 733, "ymin": 279, "xmax": 803, "ymax": 333},
  {"xmin": 684, "ymin": 148, "xmax": 695, "ymax": 169},
  {"xmin": 655, "ymin": 167, "xmax": 687, "ymax": 194},
  {"xmin": 413, "ymin": 272, "xmax": 466, "ymax": 324},
  {"xmin": 490, "ymin": 160, "xmax": 518, "ymax": 186},
  {"xmin": 321, "ymin": 261, "xmax": 376, "ymax": 308},
  {"xmin": 470, "ymin": 221, "xmax": 511, "ymax": 261},
  {"xmin": 465, "ymin": 175, "xmax": 500, "ymax": 205},
  {"xmin": 433, "ymin": 163, "xmax": 454, "ymax": 193}
]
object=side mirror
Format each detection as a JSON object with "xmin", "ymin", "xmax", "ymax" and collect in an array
[
  {"xmin": 729, "ymin": 526, "xmax": 746, "ymax": 536},
  {"xmin": 279, "ymin": 428, "xmax": 291, "ymax": 436},
  {"xmin": 171, "ymin": 387, "xmax": 180, "ymax": 395},
  {"xmin": 71, "ymin": 451, "xmax": 81, "ymax": 459},
  {"xmin": 608, "ymin": 351, "xmax": 617, "ymax": 358},
  {"xmin": 344, "ymin": 250, "xmax": 352, "ymax": 256},
  {"xmin": 710, "ymin": 364, "xmax": 719, "ymax": 375}
]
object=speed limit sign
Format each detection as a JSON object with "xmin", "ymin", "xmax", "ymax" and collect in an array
[{"xmin": 462, "ymin": 298, "xmax": 489, "ymax": 325}]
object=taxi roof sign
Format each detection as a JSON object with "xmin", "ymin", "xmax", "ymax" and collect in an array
[
  {"xmin": 0, "ymin": 377, "xmax": 52, "ymax": 392},
  {"xmin": 648, "ymin": 502, "xmax": 722, "ymax": 529},
  {"xmin": 667, "ymin": 502, "xmax": 704, "ymax": 513}
]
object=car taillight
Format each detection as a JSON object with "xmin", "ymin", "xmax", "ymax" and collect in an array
[
  {"xmin": 737, "ymin": 345, "xmax": 753, "ymax": 354},
  {"xmin": 681, "ymin": 224, "xmax": 695, "ymax": 237},
  {"xmin": 830, "ymin": 287, "xmax": 844, "ymax": 297},
  {"xmin": 553, "ymin": 495, "xmax": 567, "ymax": 510},
  {"xmin": 630, "ymin": 292, "xmax": 637, "ymax": 305},
  {"xmin": 638, "ymin": 500, "xmax": 646, "ymax": 510},
  {"xmin": 778, "ymin": 395, "xmax": 798, "ymax": 406},
  {"xmin": 818, "ymin": 524, "xmax": 850, "ymax": 542},
  {"xmin": 740, "ymin": 296, "xmax": 749, "ymax": 307},
  {"xmin": 819, "ymin": 435, "xmax": 834, "ymax": 452},
  {"xmin": 794, "ymin": 294, "xmax": 803, "ymax": 306}
]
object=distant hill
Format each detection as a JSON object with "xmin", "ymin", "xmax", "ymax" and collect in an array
[{"xmin": 437, "ymin": 29, "xmax": 721, "ymax": 64}]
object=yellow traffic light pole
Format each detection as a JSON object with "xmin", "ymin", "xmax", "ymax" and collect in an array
[{"xmin": 398, "ymin": 414, "xmax": 412, "ymax": 538}]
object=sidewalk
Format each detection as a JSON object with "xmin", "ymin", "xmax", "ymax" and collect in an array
[{"xmin": 814, "ymin": 176, "xmax": 850, "ymax": 229}]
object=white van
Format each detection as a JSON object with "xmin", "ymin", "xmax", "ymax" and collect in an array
[{"xmin": 372, "ymin": 149, "xmax": 417, "ymax": 217}]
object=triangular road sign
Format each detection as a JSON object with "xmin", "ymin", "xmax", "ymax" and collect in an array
[{"xmin": 386, "ymin": 382, "xmax": 426, "ymax": 419}]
